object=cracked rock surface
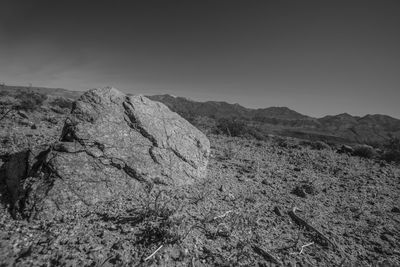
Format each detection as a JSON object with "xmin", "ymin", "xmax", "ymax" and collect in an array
[{"xmin": 5, "ymin": 87, "xmax": 210, "ymax": 219}]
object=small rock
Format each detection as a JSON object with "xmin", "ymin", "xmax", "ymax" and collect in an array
[
  {"xmin": 108, "ymin": 224, "xmax": 117, "ymax": 231},
  {"xmin": 380, "ymin": 233, "xmax": 396, "ymax": 246},
  {"xmin": 169, "ymin": 247, "xmax": 181, "ymax": 260},
  {"xmin": 261, "ymin": 179, "xmax": 269, "ymax": 185},
  {"xmin": 292, "ymin": 182, "xmax": 318, "ymax": 197},
  {"xmin": 292, "ymin": 186, "xmax": 307, "ymax": 198},
  {"xmin": 302, "ymin": 183, "xmax": 317, "ymax": 195},
  {"xmin": 260, "ymin": 189, "xmax": 267, "ymax": 195},
  {"xmin": 273, "ymin": 206, "xmax": 282, "ymax": 216},
  {"xmin": 217, "ymin": 224, "xmax": 231, "ymax": 237},
  {"xmin": 248, "ymin": 174, "xmax": 256, "ymax": 179},
  {"xmin": 20, "ymin": 119, "xmax": 34, "ymax": 127},
  {"xmin": 245, "ymin": 196, "xmax": 256, "ymax": 203},
  {"xmin": 390, "ymin": 207, "xmax": 400, "ymax": 213}
]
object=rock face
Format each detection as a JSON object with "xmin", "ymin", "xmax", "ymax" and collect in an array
[{"xmin": 4, "ymin": 87, "xmax": 210, "ymax": 219}]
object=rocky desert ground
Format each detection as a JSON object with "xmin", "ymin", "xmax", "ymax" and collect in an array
[{"xmin": 0, "ymin": 87, "xmax": 399, "ymax": 267}]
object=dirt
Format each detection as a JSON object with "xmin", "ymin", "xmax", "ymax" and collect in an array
[{"xmin": 0, "ymin": 107, "xmax": 400, "ymax": 266}]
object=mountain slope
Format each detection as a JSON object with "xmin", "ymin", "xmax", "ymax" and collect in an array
[
  {"xmin": 147, "ymin": 94, "xmax": 249, "ymax": 119},
  {"xmin": 148, "ymin": 94, "xmax": 400, "ymax": 144},
  {"xmin": 1, "ymin": 85, "xmax": 399, "ymax": 144}
]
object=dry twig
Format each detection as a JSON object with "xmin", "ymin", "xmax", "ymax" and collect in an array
[
  {"xmin": 288, "ymin": 207, "xmax": 337, "ymax": 248},
  {"xmin": 290, "ymin": 242, "xmax": 314, "ymax": 255},
  {"xmin": 252, "ymin": 245, "xmax": 282, "ymax": 265},
  {"xmin": 98, "ymin": 255, "xmax": 114, "ymax": 267},
  {"xmin": 212, "ymin": 210, "xmax": 233, "ymax": 221},
  {"xmin": 0, "ymin": 108, "xmax": 13, "ymax": 122},
  {"xmin": 144, "ymin": 245, "xmax": 164, "ymax": 261}
]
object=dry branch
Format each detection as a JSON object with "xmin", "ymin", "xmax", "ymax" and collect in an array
[
  {"xmin": 144, "ymin": 245, "xmax": 164, "ymax": 261},
  {"xmin": 288, "ymin": 207, "xmax": 337, "ymax": 248},
  {"xmin": 0, "ymin": 108, "xmax": 13, "ymax": 122},
  {"xmin": 252, "ymin": 245, "xmax": 282, "ymax": 265}
]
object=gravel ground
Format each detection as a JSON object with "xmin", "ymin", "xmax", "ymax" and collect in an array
[{"xmin": 1, "ymin": 127, "xmax": 399, "ymax": 266}]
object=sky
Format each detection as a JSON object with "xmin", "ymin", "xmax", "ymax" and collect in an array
[{"xmin": 0, "ymin": 0, "xmax": 399, "ymax": 118}]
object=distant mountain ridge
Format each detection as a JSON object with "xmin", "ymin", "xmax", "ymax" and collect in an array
[
  {"xmin": 1, "ymin": 85, "xmax": 399, "ymax": 144},
  {"xmin": 0, "ymin": 85, "xmax": 82, "ymax": 99},
  {"xmin": 147, "ymin": 94, "xmax": 400, "ymax": 144},
  {"xmin": 147, "ymin": 94, "xmax": 313, "ymax": 120}
]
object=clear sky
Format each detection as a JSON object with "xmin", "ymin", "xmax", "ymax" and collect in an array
[{"xmin": 1, "ymin": 0, "xmax": 399, "ymax": 118}]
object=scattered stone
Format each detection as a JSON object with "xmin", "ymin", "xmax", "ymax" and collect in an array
[
  {"xmin": 292, "ymin": 186, "xmax": 307, "ymax": 198},
  {"xmin": 260, "ymin": 189, "xmax": 267, "ymax": 195},
  {"xmin": 273, "ymin": 206, "xmax": 282, "ymax": 216},
  {"xmin": 291, "ymin": 183, "xmax": 317, "ymax": 198},
  {"xmin": 302, "ymin": 183, "xmax": 317, "ymax": 195},
  {"xmin": 245, "ymin": 196, "xmax": 256, "ymax": 203},
  {"xmin": 248, "ymin": 174, "xmax": 256, "ymax": 179},
  {"xmin": 19, "ymin": 119, "xmax": 34, "ymax": 127},
  {"xmin": 261, "ymin": 179, "xmax": 271, "ymax": 186},
  {"xmin": 380, "ymin": 233, "xmax": 396, "ymax": 247},
  {"xmin": 390, "ymin": 207, "xmax": 400, "ymax": 213},
  {"xmin": 169, "ymin": 247, "xmax": 181, "ymax": 260}
]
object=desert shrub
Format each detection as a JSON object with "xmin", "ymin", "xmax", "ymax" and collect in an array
[
  {"xmin": 132, "ymin": 188, "xmax": 183, "ymax": 247},
  {"xmin": 310, "ymin": 140, "xmax": 331, "ymax": 150},
  {"xmin": 215, "ymin": 118, "xmax": 267, "ymax": 141},
  {"xmin": 298, "ymin": 140, "xmax": 330, "ymax": 150},
  {"xmin": 276, "ymin": 137, "xmax": 289, "ymax": 148},
  {"xmin": 216, "ymin": 118, "xmax": 247, "ymax": 137},
  {"xmin": 15, "ymin": 91, "xmax": 47, "ymax": 111},
  {"xmin": 381, "ymin": 137, "xmax": 400, "ymax": 163},
  {"xmin": 220, "ymin": 138, "xmax": 245, "ymax": 159},
  {"xmin": 241, "ymin": 126, "xmax": 266, "ymax": 141},
  {"xmin": 0, "ymin": 90, "xmax": 10, "ymax": 97},
  {"xmin": 299, "ymin": 139, "xmax": 313, "ymax": 147},
  {"xmin": 337, "ymin": 144, "xmax": 354, "ymax": 154},
  {"xmin": 276, "ymin": 137, "xmax": 299, "ymax": 149},
  {"xmin": 352, "ymin": 144, "xmax": 376, "ymax": 159},
  {"xmin": 49, "ymin": 97, "xmax": 73, "ymax": 109},
  {"xmin": 188, "ymin": 116, "xmax": 217, "ymax": 134}
]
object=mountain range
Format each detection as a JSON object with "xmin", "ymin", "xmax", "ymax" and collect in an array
[
  {"xmin": 1, "ymin": 85, "xmax": 399, "ymax": 145},
  {"xmin": 147, "ymin": 94, "xmax": 400, "ymax": 145}
]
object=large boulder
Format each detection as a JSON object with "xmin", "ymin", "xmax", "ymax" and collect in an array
[{"xmin": 4, "ymin": 87, "xmax": 210, "ymax": 219}]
